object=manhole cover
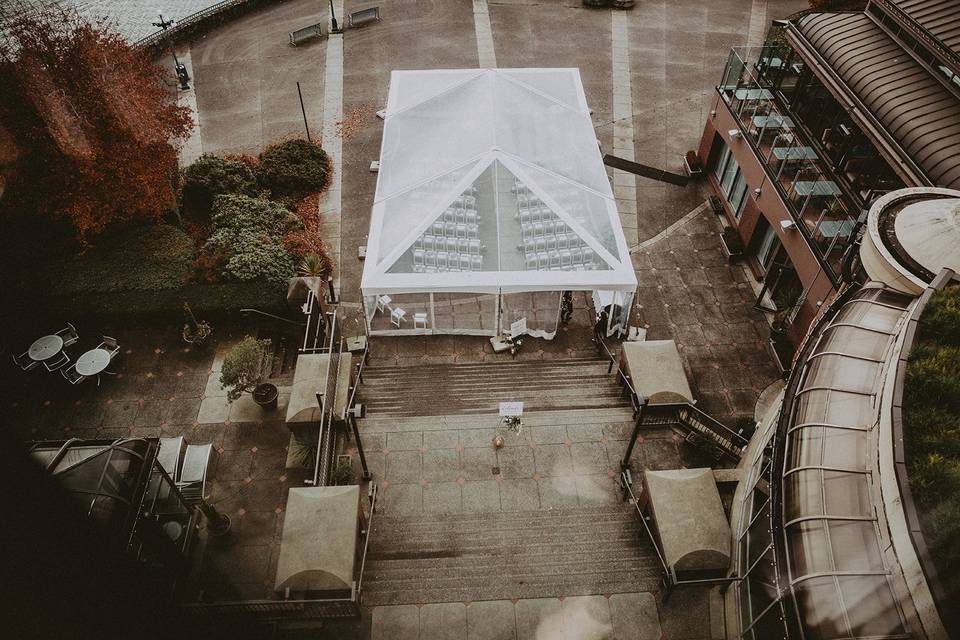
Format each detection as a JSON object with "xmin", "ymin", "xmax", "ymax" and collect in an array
[{"xmin": 491, "ymin": 466, "xmax": 500, "ymax": 476}]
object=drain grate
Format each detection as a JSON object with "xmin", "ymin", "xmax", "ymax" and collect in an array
[{"xmin": 491, "ymin": 466, "xmax": 500, "ymax": 476}]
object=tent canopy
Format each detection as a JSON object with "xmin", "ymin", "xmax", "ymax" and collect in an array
[
  {"xmin": 361, "ymin": 68, "xmax": 637, "ymax": 296},
  {"xmin": 274, "ymin": 486, "xmax": 360, "ymax": 594},
  {"xmin": 642, "ymin": 468, "xmax": 731, "ymax": 572},
  {"xmin": 619, "ymin": 340, "xmax": 694, "ymax": 404}
]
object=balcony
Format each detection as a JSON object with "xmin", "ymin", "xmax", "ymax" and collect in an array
[{"xmin": 717, "ymin": 46, "xmax": 863, "ymax": 280}]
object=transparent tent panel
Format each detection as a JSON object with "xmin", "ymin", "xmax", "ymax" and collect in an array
[
  {"xmin": 377, "ymin": 74, "xmax": 494, "ymax": 200},
  {"xmin": 385, "ymin": 160, "xmax": 612, "ymax": 276},
  {"xmin": 493, "ymin": 75, "xmax": 610, "ymax": 195},
  {"xmin": 376, "ymin": 161, "xmax": 481, "ymax": 264},
  {"xmin": 500, "ymin": 70, "xmax": 583, "ymax": 111},
  {"xmin": 389, "ymin": 69, "xmax": 485, "ymax": 114},
  {"xmin": 511, "ymin": 159, "xmax": 621, "ymax": 261}
]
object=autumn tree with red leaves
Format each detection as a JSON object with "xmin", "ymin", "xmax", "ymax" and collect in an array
[{"xmin": 0, "ymin": 5, "xmax": 193, "ymax": 237}]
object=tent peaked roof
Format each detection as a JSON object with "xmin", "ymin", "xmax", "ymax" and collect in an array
[{"xmin": 362, "ymin": 68, "xmax": 637, "ymax": 295}]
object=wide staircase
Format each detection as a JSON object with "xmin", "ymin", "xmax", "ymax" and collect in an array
[
  {"xmin": 361, "ymin": 505, "xmax": 663, "ymax": 606},
  {"xmin": 357, "ymin": 357, "xmax": 631, "ymax": 417}
]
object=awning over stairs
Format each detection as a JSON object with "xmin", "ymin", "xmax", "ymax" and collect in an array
[
  {"xmin": 642, "ymin": 468, "xmax": 731, "ymax": 573},
  {"xmin": 274, "ymin": 485, "xmax": 360, "ymax": 594},
  {"xmin": 619, "ymin": 340, "xmax": 694, "ymax": 404},
  {"xmin": 286, "ymin": 353, "xmax": 352, "ymax": 424}
]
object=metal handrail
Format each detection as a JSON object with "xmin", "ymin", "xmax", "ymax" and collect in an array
[
  {"xmin": 355, "ymin": 482, "xmax": 378, "ymax": 600},
  {"xmin": 344, "ymin": 340, "xmax": 369, "ymax": 420},
  {"xmin": 595, "ymin": 335, "xmax": 645, "ymax": 413},
  {"xmin": 311, "ymin": 309, "xmax": 340, "ymax": 486},
  {"xmin": 619, "ymin": 471, "xmax": 670, "ymax": 577},
  {"xmin": 136, "ymin": 0, "xmax": 263, "ymax": 49},
  {"xmin": 239, "ymin": 308, "xmax": 305, "ymax": 326}
]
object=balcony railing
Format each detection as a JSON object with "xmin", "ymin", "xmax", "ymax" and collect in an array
[{"xmin": 718, "ymin": 46, "xmax": 863, "ymax": 282}]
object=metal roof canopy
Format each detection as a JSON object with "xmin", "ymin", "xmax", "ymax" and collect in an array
[
  {"xmin": 361, "ymin": 68, "xmax": 637, "ymax": 296},
  {"xmin": 274, "ymin": 485, "xmax": 360, "ymax": 594},
  {"xmin": 642, "ymin": 468, "xmax": 731, "ymax": 573},
  {"xmin": 619, "ymin": 340, "xmax": 694, "ymax": 404},
  {"xmin": 792, "ymin": 12, "xmax": 960, "ymax": 190}
]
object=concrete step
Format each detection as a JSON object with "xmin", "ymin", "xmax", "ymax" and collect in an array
[{"xmin": 361, "ymin": 504, "xmax": 663, "ymax": 605}]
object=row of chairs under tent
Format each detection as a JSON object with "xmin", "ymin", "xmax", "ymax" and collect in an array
[
  {"xmin": 62, "ymin": 336, "xmax": 122, "ymax": 386},
  {"xmin": 11, "ymin": 323, "xmax": 79, "ymax": 372},
  {"xmin": 414, "ymin": 235, "xmax": 484, "ymax": 255},
  {"xmin": 513, "ymin": 179, "xmax": 599, "ymax": 272},
  {"xmin": 158, "ymin": 436, "xmax": 214, "ymax": 505},
  {"xmin": 413, "ymin": 249, "xmax": 484, "ymax": 273}
]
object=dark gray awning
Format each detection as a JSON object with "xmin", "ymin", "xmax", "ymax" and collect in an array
[{"xmin": 796, "ymin": 12, "xmax": 960, "ymax": 189}]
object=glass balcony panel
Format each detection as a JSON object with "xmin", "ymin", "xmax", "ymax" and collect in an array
[
  {"xmin": 821, "ymin": 427, "xmax": 868, "ymax": 470},
  {"xmin": 787, "ymin": 425, "xmax": 823, "ymax": 471},
  {"xmin": 829, "ymin": 521, "xmax": 883, "ymax": 572},
  {"xmin": 822, "ymin": 471, "xmax": 872, "ymax": 517}
]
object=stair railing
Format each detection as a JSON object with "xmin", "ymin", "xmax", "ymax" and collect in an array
[
  {"xmin": 640, "ymin": 402, "xmax": 747, "ymax": 462},
  {"xmin": 355, "ymin": 482, "xmax": 378, "ymax": 603},
  {"xmin": 595, "ymin": 334, "xmax": 645, "ymax": 416}
]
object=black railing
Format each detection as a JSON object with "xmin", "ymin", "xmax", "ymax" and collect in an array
[
  {"xmin": 640, "ymin": 402, "xmax": 747, "ymax": 462},
  {"xmin": 355, "ymin": 482, "xmax": 378, "ymax": 602},
  {"xmin": 182, "ymin": 591, "xmax": 359, "ymax": 620},
  {"xmin": 595, "ymin": 335, "xmax": 645, "ymax": 416},
  {"xmin": 309, "ymin": 308, "xmax": 341, "ymax": 487},
  {"xmin": 136, "ymin": 0, "xmax": 272, "ymax": 49}
]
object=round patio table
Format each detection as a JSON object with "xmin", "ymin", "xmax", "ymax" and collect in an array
[
  {"xmin": 28, "ymin": 335, "xmax": 64, "ymax": 361},
  {"xmin": 75, "ymin": 348, "xmax": 111, "ymax": 377}
]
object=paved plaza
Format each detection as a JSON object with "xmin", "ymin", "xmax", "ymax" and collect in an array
[{"xmin": 10, "ymin": 0, "xmax": 809, "ymax": 637}]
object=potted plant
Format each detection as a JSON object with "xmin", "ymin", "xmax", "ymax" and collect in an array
[
  {"xmin": 219, "ymin": 336, "xmax": 278, "ymax": 409},
  {"xmin": 181, "ymin": 302, "xmax": 213, "ymax": 346},
  {"xmin": 719, "ymin": 226, "xmax": 744, "ymax": 260},
  {"xmin": 683, "ymin": 150, "xmax": 703, "ymax": 177}
]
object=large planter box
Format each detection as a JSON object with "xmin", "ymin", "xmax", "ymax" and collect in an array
[
  {"xmin": 683, "ymin": 152, "xmax": 704, "ymax": 177},
  {"xmin": 719, "ymin": 232, "xmax": 744, "ymax": 261}
]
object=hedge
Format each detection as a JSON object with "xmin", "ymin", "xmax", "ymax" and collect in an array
[{"xmin": 256, "ymin": 139, "xmax": 330, "ymax": 199}]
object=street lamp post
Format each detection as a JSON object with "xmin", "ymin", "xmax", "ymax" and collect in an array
[
  {"xmin": 328, "ymin": 0, "xmax": 342, "ymax": 33},
  {"xmin": 152, "ymin": 13, "xmax": 190, "ymax": 90}
]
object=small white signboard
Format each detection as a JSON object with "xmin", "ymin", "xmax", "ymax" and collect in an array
[
  {"xmin": 509, "ymin": 317, "xmax": 528, "ymax": 338},
  {"xmin": 499, "ymin": 402, "xmax": 524, "ymax": 417}
]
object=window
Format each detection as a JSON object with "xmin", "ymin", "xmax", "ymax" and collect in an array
[
  {"xmin": 730, "ymin": 172, "xmax": 749, "ymax": 220},
  {"xmin": 712, "ymin": 138, "xmax": 733, "ymax": 182},
  {"xmin": 754, "ymin": 223, "xmax": 782, "ymax": 273},
  {"xmin": 710, "ymin": 136, "xmax": 749, "ymax": 218}
]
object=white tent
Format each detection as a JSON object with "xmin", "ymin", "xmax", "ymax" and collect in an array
[{"xmin": 361, "ymin": 68, "xmax": 637, "ymax": 337}]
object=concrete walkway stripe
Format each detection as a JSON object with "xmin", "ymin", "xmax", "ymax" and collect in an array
[
  {"xmin": 611, "ymin": 11, "xmax": 637, "ymax": 246},
  {"xmin": 319, "ymin": 0, "xmax": 345, "ymax": 290},
  {"xmin": 175, "ymin": 46, "xmax": 203, "ymax": 167},
  {"xmin": 473, "ymin": 0, "xmax": 497, "ymax": 68},
  {"xmin": 747, "ymin": 0, "xmax": 768, "ymax": 50}
]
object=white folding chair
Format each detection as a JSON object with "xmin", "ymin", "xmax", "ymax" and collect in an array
[
  {"xmin": 413, "ymin": 312, "xmax": 428, "ymax": 329},
  {"xmin": 61, "ymin": 364, "xmax": 87, "ymax": 385},
  {"xmin": 391, "ymin": 307, "xmax": 406, "ymax": 328},
  {"xmin": 376, "ymin": 295, "xmax": 392, "ymax": 313},
  {"xmin": 56, "ymin": 323, "xmax": 79, "ymax": 348},
  {"xmin": 177, "ymin": 443, "xmax": 213, "ymax": 504},
  {"xmin": 158, "ymin": 436, "xmax": 185, "ymax": 479},
  {"xmin": 13, "ymin": 351, "xmax": 39, "ymax": 372}
]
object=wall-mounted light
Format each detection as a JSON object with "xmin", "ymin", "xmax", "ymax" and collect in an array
[
  {"xmin": 753, "ymin": 187, "xmax": 762, "ymax": 196},
  {"xmin": 710, "ymin": 110, "xmax": 717, "ymax": 118},
  {"xmin": 728, "ymin": 129, "xmax": 741, "ymax": 139},
  {"xmin": 780, "ymin": 219, "xmax": 797, "ymax": 231}
]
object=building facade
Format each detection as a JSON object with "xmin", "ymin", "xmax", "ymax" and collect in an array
[{"xmin": 697, "ymin": 0, "xmax": 960, "ymax": 354}]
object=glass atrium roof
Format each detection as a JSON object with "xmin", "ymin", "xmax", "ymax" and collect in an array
[{"xmin": 362, "ymin": 69, "xmax": 636, "ymax": 295}]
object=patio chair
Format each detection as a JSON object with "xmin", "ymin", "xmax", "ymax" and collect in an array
[
  {"xmin": 391, "ymin": 307, "xmax": 406, "ymax": 328},
  {"xmin": 376, "ymin": 295, "xmax": 392, "ymax": 314},
  {"xmin": 471, "ymin": 255, "xmax": 483, "ymax": 271},
  {"xmin": 97, "ymin": 335, "xmax": 121, "ymax": 360},
  {"xmin": 414, "ymin": 312, "xmax": 428, "ymax": 329},
  {"xmin": 61, "ymin": 363, "xmax": 87, "ymax": 385},
  {"xmin": 43, "ymin": 351, "xmax": 70, "ymax": 372},
  {"xmin": 177, "ymin": 443, "xmax": 213, "ymax": 504},
  {"xmin": 158, "ymin": 436, "xmax": 185, "ymax": 479},
  {"xmin": 55, "ymin": 323, "xmax": 79, "ymax": 348},
  {"xmin": 12, "ymin": 351, "xmax": 39, "ymax": 372}
]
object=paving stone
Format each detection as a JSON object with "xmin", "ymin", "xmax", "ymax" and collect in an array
[
  {"xmin": 495, "ymin": 446, "xmax": 535, "ymax": 479},
  {"xmin": 534, "ymin": 443, "xmax": 574, "ymax": 477},
  {"xmin": 462, "ymin": 447, "xmax": 497, "ymax": 481},
  {"xmin": 575, "ymin": 474, "xmax": 616, "ymax": 505},
  {"xmin": 423, "ymin": 481, "xmax": 462, "ymax": 514},
  {"xmin": 372, "ymin": 605, "xmax": 420, "ymax": 640},
  {"xmin": 499, "ymin": 478, "xmax": 540, "ymax": 512},
  {"xmin": 609, "ymin": 592, "xmax": 663, "ymax": 639},
  {"xmin": 462, "ymin": 480, "xmax": 501, "ymax": 512},
  {"xmin": 386, "ymin": 450, "xmax": 422, "ymax": 484},
  {"xmin": 423, "ymin": 448, "xmax": 462, "ymax": 483},
  {"xmin": 570, "ymin": 441, "xmax": 610, "ymax": 475},
  {"xmin": 562, "ymin": 595, "xmax": 613, "ymax": 638},
  {"xmin": 384, "ymin": 482, "xmax": 422, "ymax": 515},
  {"xmin": 387, "ymin": 431, "xmax": 423, "ymax": 451},
  {"xmin": 515, "ymin": 598, "xmax": 564, "ymax": 639},
  {"xmin": 421, "ymin": 602, "xmax": 468, "ymax": 640},
  {"xmin": 467, "ymin": 600, "xmax": 517, "ymax": 640},
  {"xmin": 423, "ymin": 429, "xmax": 460, "ymax": 450},
  {"xmin": 537, "ymin": 475, "xmax": 580, "ymax": 510},
  {"xmin": 526, "ymin": 424, "xmax": 568, "ymax": 444}
]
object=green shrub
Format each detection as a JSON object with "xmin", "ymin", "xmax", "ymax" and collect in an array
[
  {"xmin": 256, "ymin": 139, "xmax": 330, "ymax": 198},
  {"xmin": 44, "ymin": 223, "xmax": 195, "ymax": 294},
  {"xmin": 205, "ymin": 194, "xmax": 300, "ymax": 284},
  {"xmin": 181, "ymin": 154, "xmax": 258, "ymax": 210}
]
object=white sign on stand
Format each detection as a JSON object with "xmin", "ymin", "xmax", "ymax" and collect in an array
[
  {"xmin": 499, "ymin": 402, "xmax": 524, "ymax": 417},
  {"xmin": 510, "ymin": 317, "xmax": 528, "ymax": 338}
]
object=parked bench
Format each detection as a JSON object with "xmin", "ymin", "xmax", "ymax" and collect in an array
[
  {"xmin": 289, "ymin": 23, "xmax": 325, "ymax": 46},
  {"xmin": 347, "ymin": 7, "xmax": 380, "ymax": 28}
]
